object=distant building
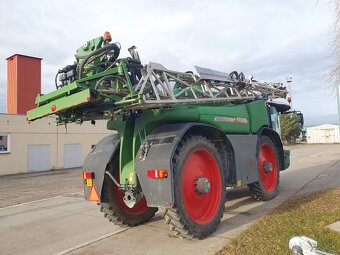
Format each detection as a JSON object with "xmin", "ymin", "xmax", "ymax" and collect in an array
[
  {"xmin": 0, "ymin": 53, "xmax": 112, "ymax": 176},
  {"xmin": 306, "ymin": 124, "xmax": 340, "ymax": 143},
  {"xmin": 0, "ymin": 114, "xmax": 111, "ymax": 175}
]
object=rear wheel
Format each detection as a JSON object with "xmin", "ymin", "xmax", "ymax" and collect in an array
[
  {"xmin": 249, "ymin": 136, "xmax": 279, "ymax": 201},
  {"xmin": 164, "ymin": 135, "xmax": 226, "ymax": 239},
  {"xmin": 100, "ymin": 154, "xmax": 157, "ymax": 226}
]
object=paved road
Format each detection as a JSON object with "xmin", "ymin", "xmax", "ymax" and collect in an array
[{"xmin": 0, "ymin": 144, "xmax": 339, "ymax": 255}]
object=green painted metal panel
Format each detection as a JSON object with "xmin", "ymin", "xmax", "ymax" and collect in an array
[
  {"xmin": 107, "ymin": 107, "xmax": 201, "ymax": 186},
  {"xmin": 27, "ymin": 89, "xmax": 93, "ymax": 121},
  {"xmin": 197, "ymin": 104, "xmax": 250, "ymax": 134},
  {"xmin": 36, "ymin": 82, "xmax": 80, "ymax": 106},
  {"xmin": 246, "ymin": 100, "xmax": 270, "ymax": 133},
  {"xmin": 76, "ymin": 65, "xmax": 121, "ymax": 83},
  {"xmin": 75, "ymin": 36, "xmax": 103, "ymax": 59}
]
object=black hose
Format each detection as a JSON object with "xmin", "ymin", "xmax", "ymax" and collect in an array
[
  {"xmin": 94, "ymin": 75, "xmax": 116, "ymax": 90},
  {"xmin": 55, "ymin": 70, "xmax": 62, "ymax": 89},
  {"xmin": 78, "ymin": 43, "xmax": 120, "ymax": 79}
]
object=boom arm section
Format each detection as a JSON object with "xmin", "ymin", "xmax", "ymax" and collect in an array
[{"xmin": 27, "ymin": 32, "xmax": 288, "ymax": 124}]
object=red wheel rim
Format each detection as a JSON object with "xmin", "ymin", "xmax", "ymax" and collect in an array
[
  {"xmin": 182, "ymin": 148, "xmax": 222, "ymax": 224},
  {"xmin": 113, "ymin": 168, "xmax": 149, "ymax": 214},
  {"xmin": 258, "ymin": 143, "xmax": 278, "ymax": 192}
]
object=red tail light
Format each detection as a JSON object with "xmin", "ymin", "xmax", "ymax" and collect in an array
[
  {"xmin": 82, "ymin": 172, "xmax": 94, "ymax": 179},
  {"xmin": 147, "ymin": 169, "xmax": 168, "ymax": 179}
]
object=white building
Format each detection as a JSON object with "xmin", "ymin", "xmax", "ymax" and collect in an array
[
  {"xmin": 0, "ymin": 113, "xmax": 111, "ymax": 175},
  {"xmin": 306, "ymin": 124, "xmax": 340, "ymax": 144},
  {"xmin": 0, "ymin": 54, "xmax": 114, "ymax": 176}
]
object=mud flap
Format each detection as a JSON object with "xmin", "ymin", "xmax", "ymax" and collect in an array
[
  {"xmin": 226, "ymin": 134, "xmax": 259, "ymax": 186},
  {"xmin": 82, "ymin": 134, "xmax": 120, "ymax": 200},
  {"xmin": 258, "ymin": 127, "xmax": 287, "ymax": 171},
  {"xmin": 135, "ymin": 123, "xmax": 196, "ymax": 208}
]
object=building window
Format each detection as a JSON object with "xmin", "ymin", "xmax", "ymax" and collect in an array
[{"xmin": 0, "ymin": 133, "xmax": 10, "ymax": 153}]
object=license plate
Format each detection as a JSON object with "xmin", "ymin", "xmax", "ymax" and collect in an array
[{"xmin": 85, "ymin": 179, "xmax": 93, "ymax": 187}]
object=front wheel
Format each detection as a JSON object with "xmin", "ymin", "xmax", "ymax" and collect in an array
[
  {"xmin": 164, "ymin": 135, "xmax": 226, "ymax": 239},
  {"xmin": 249, "ymin": 135, "xmax": 280, "ymax": 201},
  {"xmin": 100, "ymin": 154, "xmax": 158, "ymax": 226}
]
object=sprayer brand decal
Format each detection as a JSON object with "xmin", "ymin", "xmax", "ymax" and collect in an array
[{"xmin": 214, "ymin": 116, "xmax": 248, "ymax": 124}]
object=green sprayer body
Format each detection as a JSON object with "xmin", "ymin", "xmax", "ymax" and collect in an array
[{"xmin": 27, "ymin": 32, "xmax": 290, "ymax": 238}]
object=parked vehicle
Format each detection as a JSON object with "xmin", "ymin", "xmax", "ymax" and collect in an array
[{"xmin": 27, "ymin": 32, "xmax": 291, "ymax": 239}]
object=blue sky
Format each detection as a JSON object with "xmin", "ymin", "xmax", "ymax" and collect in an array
[{"xmin": 0, "ymin": 0, "xmax": 338, "ymax": 125}]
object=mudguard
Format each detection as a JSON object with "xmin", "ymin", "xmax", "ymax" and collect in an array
[
  {"xmin": 135, "ymin": 123, "xmax": 198, "ymax": 208},
  {"xmin": 82, "ymin": 133, "xmax": 120, "ymax": 200},
  {"xmin": 226, "ymin": 134, "xmax": 259, "ymax": 186},
  {"xmin": 135, "ymin": 124, "xmax": 286, "ymax": 207},
  {"xmin": 258, "ymin": 127, "xmax": 287, "ymax": 170},
  {"xmin": 135, "ymin": 123, "xmax": 260, "ymax": 207}
]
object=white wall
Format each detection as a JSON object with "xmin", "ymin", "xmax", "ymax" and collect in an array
[
  {"xmin": 306, "ymin": 124, "xmax": 340, "ymax": 143},
  {"xmin": 0, "ymin": 114, "xmax": 112, "ymax": 175}
]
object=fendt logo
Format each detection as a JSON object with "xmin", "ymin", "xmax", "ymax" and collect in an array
[{"xmin": 214, "ymin": 116, "xmax": 248, "ymax": 125}]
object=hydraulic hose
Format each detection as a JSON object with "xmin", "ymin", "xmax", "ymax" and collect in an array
[
  {"xmin": 55, "ymin": 70, "xmax": 63, "ymax": 89},
  {"xmin": 78, "ymin": 43, "xmax": 120, "ymax": 79}
]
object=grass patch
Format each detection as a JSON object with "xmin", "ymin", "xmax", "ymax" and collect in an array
[{"xmin": 217, "ymin": 188, "xmax": 340, "ymax": 255}]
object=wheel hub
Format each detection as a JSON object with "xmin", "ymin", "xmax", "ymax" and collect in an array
[
  {"xmin": 263, "ymin": 161, "xmax": 273, "ymax": 174},
  {"xmin": 194, "ymin": 177, "xmax": 211, "ymax": 194},
  {"xmin": 123, "ymin": 190, "xmax": 137, "ymax": 208}
]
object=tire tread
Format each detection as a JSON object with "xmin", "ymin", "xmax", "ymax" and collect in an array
[
  {"xmin": 249, "ymin": 136, "xmax": 280, "ymax": 201},
  {"xmin": 163, "ymin": 135, "xmax": 226, "ymax": 239}
]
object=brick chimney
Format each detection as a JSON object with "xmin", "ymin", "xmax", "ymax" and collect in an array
[{"xmin": 6, "ymin": 54, "xmax": 42, "ymax": 115}]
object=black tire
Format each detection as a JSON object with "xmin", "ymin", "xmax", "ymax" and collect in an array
[
  {"xmin": 100, "ymin": 153, "xmax": 157, "ymax": 226},
  {"xmin": 163, "ymin": 135, "xmax": 226, "ymax": 239},
  {"xmin": 291, "ymin": 245, "xmax": 303, "ymax": 255},
  {"xmin": 249, "ymin": 135, "xmax": 280, "ymax": 201}
]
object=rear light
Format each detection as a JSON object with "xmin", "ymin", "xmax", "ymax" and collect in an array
[
  {"xmin": 82, "ymin": 172, "xmax": 95, "ymax": 179},
  {"xmin": 82, "ymin": 172, "xmax": 95, "ymax": 187},
  {"xmin": 147, "ymin": 169, "xmax": 168, "ymax": 179}
]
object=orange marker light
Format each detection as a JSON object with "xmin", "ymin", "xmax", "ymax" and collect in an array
[
  {"xmin": 51, "ymin": 105, "xmax": 56, "ymax": 112},
  {"xmin": 103, "ymin": 31, "xmax": 112, "ymax": 42},
  {"xmin": 147, "ymin": 169, "xmax": 168, "ymax": 179}
]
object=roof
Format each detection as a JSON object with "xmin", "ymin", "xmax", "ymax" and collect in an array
[
  {"xmin": 5, "ymin": 54, "xmax": 42, "ymax": 61},
  {"xmin": 306, "ymin": 124, "xmax": 339, "ymax": 129}
]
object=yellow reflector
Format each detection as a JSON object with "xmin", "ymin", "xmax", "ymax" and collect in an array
[{"xmin": 85, "ymin": 179, "xmax": 93, "ymax": 187}]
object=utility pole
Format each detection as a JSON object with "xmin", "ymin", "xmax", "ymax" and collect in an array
[
  {"xmin": 337, "ymin": 84, "xmax": 340, "ymax": 138},
  {"xmin": 286, "ymin": 76, "xmax": 293, "ymax": 109}
]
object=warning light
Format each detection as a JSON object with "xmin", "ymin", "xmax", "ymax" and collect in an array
[
  {"xmin": 147, "ymin": 169, "xmax": 168, "ymax": 179},
  {"xmin": 103, "ymin": 31, "xmax": 112, "ymax": 42},
  {"xmin": 82, "ymin": 172, "xmax": 94, "ymax": 179},
  {"xmin": 51, "ymin": 105, "xmax": 57, "ymax": 112},
  {"xmin": 82, "ymin": 172, "xmax": 95, "ymax": 187}
]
